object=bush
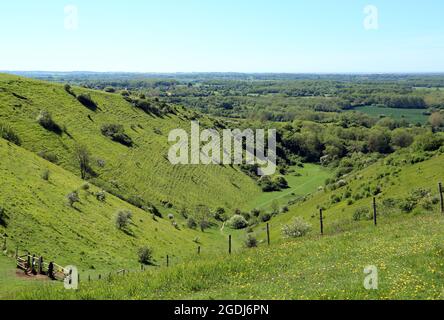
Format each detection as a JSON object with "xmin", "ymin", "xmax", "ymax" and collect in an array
[
  {"xmin": 0, "ymin": 123, "xmax": 21, "ymax": 146},
  {"xmin": 104, "ymin": 87, "xmax": 116, "ymax": 93},
  {"xmin": 37, "ymin": 110, "xmax": 62, "ymax": 134},
  {"xmin": 137, "ymin": 246, "xmax": 154, "ymax": 265},
  {"xmin": 282, "ymin": 217, "xmax": 311, "ymax": 238},
  {"xmin": 187, "ymin": 217, "xmax": 197, "ymax": 229},
  {"xmin": 414, "ymin": 133, "xmax": 443, "ymax": 152},
  {"xmin": 228, "ymin": 215, "xmax": 248, "ymax": 230},
  {"xmin": 101, "ymin": 124, "xmax": 133, "ymax": 147},
  {"xmin": 168, "ymin": 213, "xmax": 174, "ymax": 220},
  {"xmin": 77, "ymin": 93, "xmax": 98, "ymax": 111},
  {"xmin": 214, "ymin": 207, "xmax": 227, "ymax": 222},
  {"xmin": 245, "ymin": 235, "xmax": 258, "ymax": 248},
  {"xmin": 41, "ymin": 169, "xmax": 50, "ymax": 181},
  {"xmin": 273, "ymin": 176, "xmax": 289, "ymax": 189},
  {"xmin": 64, "ymin": 84, "xmax": 76, "ymax": 97},
  {"xmin": 67, "ymin": 191, "xmax": 80, "ymax": 207},
  {"xmin": 0, "ymin": 207, "xmax": 7, "ymax": 227},
  {"xmin": 38, "ymin": 150, "xmax": 59, "ymax": 164},
  {"xmin": 116, "ymin": 210, "xmax": 132, "ymax": 230},
  {"xmin": 260, "ymin": 213, "xmax": 271, "ymax": 222},
  {"xmin": 96, "ymin": 190, "xmax": 106, "ymax": 202},
  {"xmin": 353, "ymin": 207, "xmax": 372, "ymax": 221}
]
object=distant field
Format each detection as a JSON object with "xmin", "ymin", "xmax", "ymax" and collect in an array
[
  {"xmin": 354, "ymin": 106, "xmax": 429, "ymax": 124},
  {"xmin": 247, "ymin": 164, "xmax": 332, "ymax": 211}
]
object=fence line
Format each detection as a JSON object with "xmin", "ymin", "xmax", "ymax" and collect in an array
[{"xmin": 3, "ymin": 180, "xmax": 443, "ymax": 286}]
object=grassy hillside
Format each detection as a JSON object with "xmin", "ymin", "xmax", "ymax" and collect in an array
[
  {"xmin": 0, "ymin": 73, "xmax": 260, "ymax": 212},
  {"xmin": 0, "ymin": 138, "xmax": 242, "ymax": 276},
  {"xmin": 14, "ymin": 210, "xmax": 444, "ymax": 300},
  {"xmin": 265, "ymin": 150, "xmax": 444, "ymax": 241},
  {"xmin": 4, "ymin": 143, "xmax": 443, "ymax": 300}
]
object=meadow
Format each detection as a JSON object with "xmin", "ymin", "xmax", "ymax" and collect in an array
[{"xmin": 354, "ymin": 106, "xmax": 428, "ymax": 124}]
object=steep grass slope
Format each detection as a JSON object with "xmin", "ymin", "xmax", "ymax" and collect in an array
[
  {"xmin": 0, "ymin": 73, "xmax": 260, "ymax": 212},
  {"xmin": 8, "ymin": 148, "xmax": 444, "ymax": 300},
  {"xmin": 0, "ymin": 138, "xmax": 236, "ymax": 276},
  {"xmin": 265, "ymin": 150, "xmax": 444, "ymax": 240}
]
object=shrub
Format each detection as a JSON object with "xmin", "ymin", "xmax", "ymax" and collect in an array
[
  {"xmin": 414, "ymin": 133, "xmax": 443, "ymax": 152},
  {"xmin": 273, "ymin": 176, "xmax": 289, "ymax": 189},
  {"xmin": 104, "ymin": 87, "xmax": 116, "ymax": 93},
  {"xmin": 251, "ymin": 208, "xmax": 261, "ymax": 217},
  {"xmin": 214, "ymin": 207, "xmax": 227, "ymax": 222},
  {"xmin": 115, "ymin": 210, "xmax": 132, "ymax": 230},
  {"xmin": 101, "ymin": 124, "xmax": 133, "ymax": 147},
  {"xmin": 180, "ymin": 207, "xmax": 189, "ymax": 219},
  {"xmin": 38, "ymin": 150, "xmax": 59, "ymax": 164},
  {"xmin": 37, "ymin": 110, "xmax": 62, "ymax": 134},
  {"xmin": 0, "ymin": 123, "xmax": 21, "ymax": 146},
  {"xmin": 258, "ymin": 176, "xmax": 281, "ymax": 192},
  {"xmin": 187, "ymin": 217, "xmax": 197, "ymax": 229},
  {"xmin": 353, "ymin": 207, "xmax": 372, "ymax": 221},
  {"xmin": 67, "ymin": 191, "xmax": 80, "ymax": 207},
  {"xmin": 245, "ymin": 235, "xmax": 258, "ymax": 248},
  {"xmin": 0, "ymin": 207, "xmax": 7, "ymax": 227},
  {"xmin": 228, "ymin": 215, "xmax": 248, "ymax": 229},
  {"xmin": 260, "ymin": 213, "xmax": 271, "ymax": 222},
  {"xmin": 282, "ymin": 217, "xmax": 311, "ymax": 238},
  {"xmin": 77, "ymin": 93, "xmax": 98, "ymax": 111},
  {"xmin": 145, "ymin": 203, "xmax": 162, "ymax": 218},
  {"xmin": 137, "ymin": 246, "xmax": 154, "ymax": 265},
  {"xmin": 81, "ymin": 183, "xmax": 90, "ymax": 191},
  {"xmin": 168, "ymin": 213, "xmax": 174, "ymax": 220},
  {"xmin": 96, "ymin": 190, "xmax": 106, "ymax": 202},
  {"xmin": 64, "ymin": 84, "xmax": 76, "ymax": 97},
  {"xmin": 97, "ymin": 159, "xmax": 106, "ymax": 168},
  {"xmin": 41, "ymin": 169, "xmax": 50, "ymax": 181}
]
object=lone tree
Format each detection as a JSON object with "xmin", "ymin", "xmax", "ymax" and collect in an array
[
  {"xmin": 115, "ymin": 210, "xmax": 132, "ymax": 230},
  {"xmin": 195, "ymin": 205, "xmax": 211, "ymax": 232},
  {"xmin": 74, "ymin": 144, "xmax": 92, "ymax": 179},
  {"xmin": 138, "ymin": 246, "xmax": 154, "ymax": 265}
]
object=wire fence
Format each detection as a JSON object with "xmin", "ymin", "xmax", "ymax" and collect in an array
[{"xmin": 2, "ymin": 181, "xmax": 443, "ymax": 286}]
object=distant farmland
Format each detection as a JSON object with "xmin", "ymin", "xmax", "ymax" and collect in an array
[{"xmin": 354, "ymin": 106, "xmax": 429, "ymax": 124}]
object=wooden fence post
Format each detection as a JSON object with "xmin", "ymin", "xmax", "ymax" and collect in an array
[
  {"xmin": 38, "ymin": 256, "xmax": 43, "ymax": 274},
  {"xmin": 78, "ymin": 273, "xmax": 80, "ymax": 284},
  {"xmin": 31, "ymin": 254, "xmax": 36, "ymax": 274},
  {"xmin": 228, "ymin": 235, "xmax": 232, "ymax": 254},
  {"xmin": 15, "ymin": 246, "xmax": 18, "ymax": 259},
  {"xmin": 373, "ymin": 197, "xmax": 377, "ymax": 226},
  {"xmin": 319, "ymin": 209, "xmax": 324, "ymax": 236},
  {"xmin": 266, "ymin": 223, "xmax": 270, "ymax": 245},
  {"xmin": 439, "ymin": 182, "xmax": 443, "ymax": 214},
  {"xmin": 197, "ymin": 246, "xmax": 201, "ymax": 255},
  {"xmin": 167, "ymin": 255, "xmax": 169, "ymax": 267},
  {"xmin": 98, "ymin": 274, "xmax": 101, "ymax": 280},
  {"xmin": 88, "ymin": 275, "xmax": 91, "ymax": 282}
]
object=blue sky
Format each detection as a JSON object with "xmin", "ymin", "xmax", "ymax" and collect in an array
[{"xmin": 1, "ymin": 0, "xmax": 444, "ymax": 73}]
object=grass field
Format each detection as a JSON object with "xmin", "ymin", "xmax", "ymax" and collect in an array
[
  {"xmin": 247, "ymin": 164, "xmax": 332, "ymax": 210},
  {"xmin": 354, "ymin": 106, "xmax": 429, "ymax": 124},
  {"xmin": 13, "ymin": 211, "xmax": 444, "ymax": 300}
]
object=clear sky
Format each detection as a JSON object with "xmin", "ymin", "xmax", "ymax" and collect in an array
[{"xmin": 1, "ymin": 0, "xmax": 444, "ymax": 73}]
